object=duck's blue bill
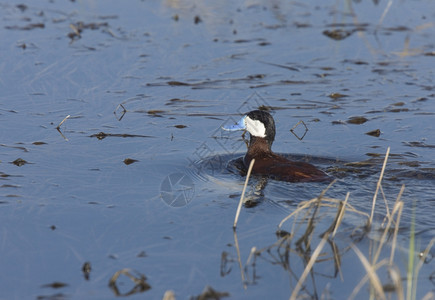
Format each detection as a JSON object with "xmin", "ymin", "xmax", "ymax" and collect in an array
[{"xmin": 222, "ymin": 116, "xmax": 246, "ymax": 131}]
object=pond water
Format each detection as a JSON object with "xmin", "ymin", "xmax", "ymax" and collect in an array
[{"xmin": 1, "ymin": 0, "xmax": 434, "ymax": 299}]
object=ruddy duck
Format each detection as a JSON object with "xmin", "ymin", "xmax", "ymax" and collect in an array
[{"xmin": 223, "ymin": 110, "xmax": 329, "ymax": 182}]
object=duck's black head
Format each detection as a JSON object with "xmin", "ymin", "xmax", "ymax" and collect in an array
[
  {"xmin": 245, "ymin": 110, "xmax": 276, "ymax": 147},
  {"xmin": 222, "ymin": 109, "xmax": 276, "ymax": 148}
]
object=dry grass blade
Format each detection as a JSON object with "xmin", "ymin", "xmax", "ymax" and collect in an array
[
  {"xmin": 350, "ymin": 245, "xmax": 387, "ymax": 300},
  {"xmin": 233, "ymin": 159, "xmax": 255, "ymax": 229},
  {"xmin": 368, "ymin": 147, "xmax": 390, "ymax": 229},
  {"xmin": 380, "ymin": 184, "xmax": 390, "ymax": 223},
  {"xmin": 332, "ymin": 192, "xmax": 350, "ymax": 238},
  {"xmin": 289, "ymin": 233, "xmax": 329, "ymax": 300},
  {"xmin": 56, "ymin": 114, "xmax": 70, "ymax": 130},
  {"xmin": 278, "ymin": 199, "xmax": 312, "ymax": 230},
  {"xmin": 389, "ymin": 201, "xmax": 404, "ymax": 265},
  {"xmin": 381, "ymin": 183, "xmax": 405, "ymax": 228},
  {"xmin": 278, "ymin": 179, "xmax": 336, "ymax": 230},
  {"xmin": 373, "ymin": 200, "xmax": 403, "ymax": 265}
]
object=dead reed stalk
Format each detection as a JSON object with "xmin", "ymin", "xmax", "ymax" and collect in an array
[
  {"xmin": 368, "ymin": 147, "xmax": 390, "ymax": 229},
  {"xmin": 233, "ymin": 159, "xmax": 255, "ymax": 229}
]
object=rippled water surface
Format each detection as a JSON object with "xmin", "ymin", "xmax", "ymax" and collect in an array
[{"xmin": 1, "ymin": 1, "xmax": 434, "ymax": 299}]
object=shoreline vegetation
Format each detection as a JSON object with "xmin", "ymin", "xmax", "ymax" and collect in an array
[{"xmin": 162, "ymin": 147, "xmax": 434, "ymax": 300}]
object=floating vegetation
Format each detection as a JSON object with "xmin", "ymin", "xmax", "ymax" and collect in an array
[
  {"xmin": 403, "ymin": 141, "xmax": 435, "ymax": 149},
  {"xmin": 347, "ymin": 116, "xmax": 368, "ymax": 125},
  {"xmin": 41, "ymin": 282, "xmax": 68, "ymax": 289},
  {"xmin": 366, "ymin": 129, "xmax": 381, "ymax": 137},
  {"xmin": 123, "ymin": 158, "xmax": 138, "ymax": 165},
  {"xmin": 167, "ymin": 81, "xmax": 190, "ymax": 86},
  {"xmin": 82, "ymin": 262, "xmax": 91, "ymax": 281},
  {"xmin": 68, "ymin": 21, "xmax": 109, "ymax": 40},
  {"xmin": 90, "ymin": 132, "xmax": 153, "ymax": 140},
  {"xmin": 147, "ymin": 110, "xmax": 166, "ymax": 116},
  {"xmin": 5, "ymin": 23, "xmax": 45, "ymax": 31},
  {"xmin": 11, "ymin": 158, "xmax": 28, "ymax": 166},
  {"xmin": 329, "ymin": 92, "xmax": 348, "ymax": 100},
  {"xmin": 323, "ymin": 28, "xmax": 355, "ymax": 40},
  {"xmin": 0, "ymin": 144, "xmax": 28, "ymax": 152}
]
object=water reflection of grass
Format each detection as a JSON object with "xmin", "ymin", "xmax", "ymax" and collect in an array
[{"xmin": 233, "ymin": 147, "xmax": 434, "ymax": 300}]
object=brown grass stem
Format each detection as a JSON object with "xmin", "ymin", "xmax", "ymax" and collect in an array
[
  {"xmin": 368, "ymin": 147, "xmax": 390, "ymax": 229},
  {"xmin": 233, "ymin": 159, "xmax": 255, "ymax": 229}
]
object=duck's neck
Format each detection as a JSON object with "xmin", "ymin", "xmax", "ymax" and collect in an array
[{"xmin": 244, "ymin": 136, "xmax": 273, "ymax": 165}]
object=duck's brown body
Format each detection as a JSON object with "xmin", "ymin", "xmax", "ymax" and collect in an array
[{"xmin": 243, "ymin": 134, "xmax": 329, "ymax": 183}]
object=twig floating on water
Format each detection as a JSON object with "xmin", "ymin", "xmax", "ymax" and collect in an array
[
  {"xmin": 89, "ymin": 132, "xmax": 154, "ymax": 140},
  {"xmin": 56, "ymin": 115, "xmax": 70, "ymax": 130}
]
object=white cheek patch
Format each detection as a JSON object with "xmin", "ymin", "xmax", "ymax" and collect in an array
[{"xmin": 245, "ymin": 116, "xmax": 266, "ymax": 137}]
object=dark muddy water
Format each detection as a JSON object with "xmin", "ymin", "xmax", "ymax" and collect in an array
[{"xmin": 1, "ymin": 1, "xmax": 434, "ymax": 299}]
